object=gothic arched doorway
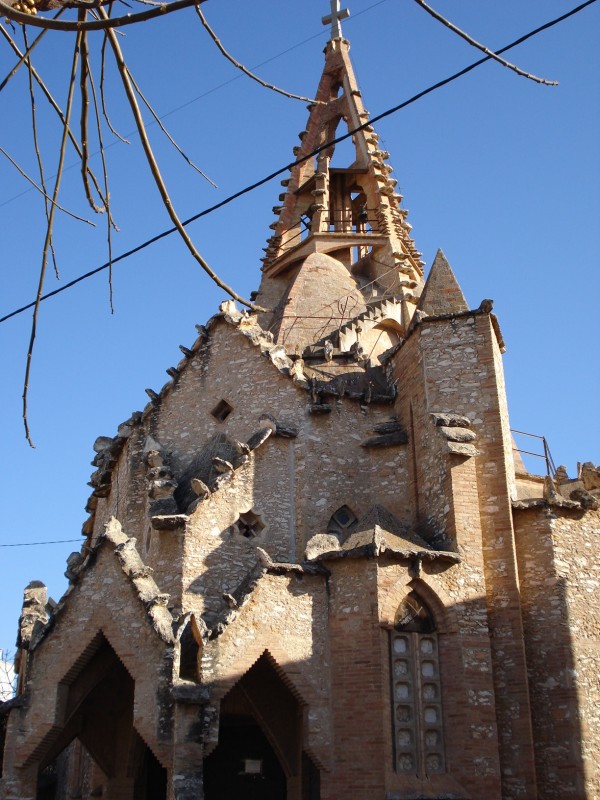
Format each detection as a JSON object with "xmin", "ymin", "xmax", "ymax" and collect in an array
[
  {"xmin": 203, "ymin": 714, "xmax": 286, "ymax": 800},
  {"xmin": 34, "ymin": 635, "xmax": 166, "ymax": 800},
  {"xmin": 204, "ymin": 652, "xmax": 319, "ymax": 800}
]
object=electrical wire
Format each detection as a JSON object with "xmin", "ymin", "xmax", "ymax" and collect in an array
[
  {"xmin": 0, "ymin": 2, "xmax": 596, "ymax": 547},
  {"xmin": 0, "ymin": 539, "xmax": 83, "ymax": 547},
  {"xmin": 0, "ymin": 0, "xmax": 391, "ymax": 211},
  {"xmin": 0, "ymin": 0, "xmax": 596, "ymax": 331},
  {"xmin": 3, "ymin": 0, "xmax": 594, "ymax": 327}
]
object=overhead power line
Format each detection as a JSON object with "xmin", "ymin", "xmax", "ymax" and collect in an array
[
  {"xmin": 0, "ymin": 0, "xmax": 596, "ymax": 328},
  {"xmin": 0, "ymin": 539, "xmax": 82, "ymax": 547},
  {"xmin": 0, "ymin": 0, "xmax": 390, "ymax": 211}
]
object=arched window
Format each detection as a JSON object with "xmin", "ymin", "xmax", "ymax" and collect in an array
[
  {"xmin": 326, "ymin": 505, "xmax": 357, "ymax": 540},
  {"xmin": 390, "ymin": 592, "xmax": 445, "ymax": 776}
]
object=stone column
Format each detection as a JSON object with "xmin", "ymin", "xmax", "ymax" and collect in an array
[{"xmin": 170, "ymin": 685, "xmax": 208, "ymax": 800}]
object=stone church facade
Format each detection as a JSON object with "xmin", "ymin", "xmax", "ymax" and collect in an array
[{"xmin": 1, "ymin": 17, "xmax": 599, "ymax": 800}]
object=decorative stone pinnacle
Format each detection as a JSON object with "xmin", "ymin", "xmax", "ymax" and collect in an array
[{"xmin": 322, "ymin": 0, "xmax": 350, "ymax": 40}]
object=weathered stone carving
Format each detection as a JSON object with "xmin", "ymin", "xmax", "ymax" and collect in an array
[
  {"xmin": 569, "ymin": 488, "xmax": 599, "ymax": 511},
  {"xmin": 144, "ymin": 439, "xmax": 179, "ymax": 518},
  {"xmin": 543, "ymin": 476, "xmax": 580, "ymax": 509},
  {"xmin": 246, "ymin": 427, "xmax": 273, "ymax": 451},
  {"xmin": 439, "ymin": 426, "xmax": 477, "ymax": 443},
  {"xmin": 212, "ymin": 457, "xmax": 233, "ymax": 474},
  {"xmin": 362, "ymin": 418, "xmax": 408, "ymax": 448},
  {"xmin": 446, "ymin": 441, "xmax": 480, "ymax": 458},
  {"xmin": 581, "ymin": 461, "xmax": 600, "ymax": 491},
  {"xmin": 64, "ymin": 552, "xmax": 84, "ymax": 583},
  {"xmin": 18, "ymin": 581, "xmax": 51, "ymax": 652},
  {"xmin": 431, "ymin": 412, "xmax": 472, "ymax": 428},
  {"xmin": 430, "ymin": 412, "xmax": 479, "ymax": 457},
  {"xmin": 190, "ymin": 477, "xmax": 210, "ymax": 499},
  {"xmin": 259, "ymin": 413, "xmax": 298, "ymax": 439},
  {"xmin": 305, "ymin": 533, "xmax": 341, "ymax": 560}
]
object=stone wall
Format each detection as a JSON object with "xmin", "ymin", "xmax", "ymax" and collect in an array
[
  {"xmin": 392, "ymin": 312, "xmax": 537, "ymax": 798},
  {"xmin": 92, "ymin": 319, "xmax": 414, "ymax": 624},
  {"xmin": 514, "ymin": 506, "xmax": 600, "ymax": 798}
]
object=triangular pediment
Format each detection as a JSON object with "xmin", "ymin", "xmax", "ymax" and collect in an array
[{"xmin": 417, "ymin": 249, "xmax": 469, "ymax": 316}]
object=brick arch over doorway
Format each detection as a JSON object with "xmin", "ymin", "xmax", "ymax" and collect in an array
[
  {"xmin": 204, "ymin": 651, "xmax": 320, "ymax": 800},
  {"xmin": 31, "ymin": 634, "xmax": 166, "ymax": 800}
]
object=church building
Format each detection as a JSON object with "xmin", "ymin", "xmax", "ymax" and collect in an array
[{"xmin": 1, "ymin": 6, "xmax": 599, "ymax": 799}]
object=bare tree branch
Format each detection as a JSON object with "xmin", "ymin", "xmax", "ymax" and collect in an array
[
  {"xmin": 412, "ymin": 0, "xmax": 558, "ymax": 86},
  {"xmin": 126, "ymin": 68, "xmax": 217, "ymax": 187},
  {"xmin": 79, "ymin": 25, "xmax": 106, "ymax": 211},
  {"xmin": 100, "ymin": 25, "xmax": 130, "ymax": 143},
  {"xmin": 0, "ymin": 20, "xmax": 53, "ymax": 92},
  {"xmin": 196, "ymin": 6, "xmax": 324, "ymax": 104},
  {"xmin": 0, "ymin": 147, "xmax": 95, "ymax": 224},
  {"xmin": 0, "ymin": 649, "xmax": 16, "ymax": 701},
  {"xmin": 87, "ymin": 52, "xmax": 116, "ymax": 311},
  {"xmin": 0, "ymin": 24, "xmax": 113, "ymax": 215},
  {"xmin": 0, "ymin": 0, "xmax": 207, "ymax": 32},
  {"xmin": 22, "ymin": 26, "xmax": 59, "ymax": 278},
  {"xmin": 23, "ymin": 31, "xmax": 82, "ymax": 447},
  {"xmin": 101, "ymin": 6, "xmax": 266, "ymax": 312}
]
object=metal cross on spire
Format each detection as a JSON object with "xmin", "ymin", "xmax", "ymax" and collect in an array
[{"xmin": 322, "ymin": 0, "xmax": 350, "ymax": 40}]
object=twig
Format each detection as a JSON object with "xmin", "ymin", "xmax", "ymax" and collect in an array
[
  {"xmin": 127, "ymin": 68, "xmax": 217, "ymax": 187},
  {"xmin": 0, "ymin": 25, "xmax": 114, "ymax": 219},
  {"xmin": 0, "ymin": 147, "xmax": 94, "ymax": 224},
  {"xmin": 196, "ymin": 6, "xmax": 323, "ymax": 104},
  {"xmin": 22, "ymin": 26, "xmax": 58, "ymax": 278},
  {"xmin": 23, "ymin": 31, "xmax": 82, "ymax": 447},
  {"xmin": 0, "ymin": 0, "xmax": 208, "ymax": 32},
  {"xmin": 79, "ymin": 23, "xmax": 105, "ymax": 211},
  {"xmin": 88, "ymin": 54, "xmax": 115, "ymax": 311},
  {"xmin": 0, "ymin": 20, "xmax": 53, "ymax": 93},
  {"xmin": 412, "ymin": 0, "xmax": 558, "ymax": 86},
  {"xmin": 101, "ymin": 7, "xmax": 265, "ymax": 311},
  {"xmin": 0, "ymin": 147, "xmax": 96, "ymax": 228},
  {"xmin": 100, "ymin": 24, "xmax": 129, "ymax": 143}
]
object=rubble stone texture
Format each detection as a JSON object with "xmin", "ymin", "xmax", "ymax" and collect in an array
[{"xmin": 1, "ymin": 22, "xmax": 598, "ymax": 800}]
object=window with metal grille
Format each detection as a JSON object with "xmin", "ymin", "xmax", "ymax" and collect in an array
[{"xmin": 390, "ymin": 592, "xmax": 445, "ymax": 776}]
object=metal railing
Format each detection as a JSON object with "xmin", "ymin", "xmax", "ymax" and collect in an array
[{"xmin": 511, "ymin": 429, "xmax": 557, "ymax": 476}]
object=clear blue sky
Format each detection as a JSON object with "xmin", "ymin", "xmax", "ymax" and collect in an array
[{"xmin": 1, "ymin": 0, "xmax": 598, "ymax": 656}]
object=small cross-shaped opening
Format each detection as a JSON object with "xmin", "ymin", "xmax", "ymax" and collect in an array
[
  {"xmin": 235, "ymin": 510, "xmax": 265, "ymax": 540},
  {"xmin": 211, "ymin": 399, "xmax": 233, "ymax": 422}
]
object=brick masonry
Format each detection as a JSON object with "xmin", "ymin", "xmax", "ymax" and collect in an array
[{"xmin": 1, "ymin": 29, "xmax": 598, "ymax": 800}]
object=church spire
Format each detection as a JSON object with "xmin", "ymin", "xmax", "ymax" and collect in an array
[{"xmin": 255, "ymin": 11, "xmax": 425, "ymax": 353}]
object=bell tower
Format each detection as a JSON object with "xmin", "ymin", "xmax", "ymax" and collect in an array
[{"xmin": 255, "ymin": 3, "xmax": 425, "ymax": 354}]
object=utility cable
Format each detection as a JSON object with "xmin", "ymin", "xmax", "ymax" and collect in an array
[
  {"xmin": 0, "ymin": 0, "xmax": 596, "ymax": 327},
  {"xmin": 0, "ymin": 538, "xmax": 83, "ymax": 547},
  {"xmin": 0, "ymin": 0, "xmax": 390, "ymax": 211}
]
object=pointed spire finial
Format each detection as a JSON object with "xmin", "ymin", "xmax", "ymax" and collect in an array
[{"xmin": 322, "ymin": 0, "xmax": 350, "ymax": 40}]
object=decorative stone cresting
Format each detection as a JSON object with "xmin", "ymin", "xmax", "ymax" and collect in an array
[
  {"xmin": 221, "ymin": 300, "xmax": 396, "ymax": 407},
  {"xmin": 34, "ymin": 519, "xmax": 176, "ymax": 651},
  {"xmin": 103, "ymin": 519, "xmax": 176, "ymax": 643},
  {"xmin": 512, "ymin": 464, "xmax": 600, "ymax": 512}
]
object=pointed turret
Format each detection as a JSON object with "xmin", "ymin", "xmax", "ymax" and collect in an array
[
  {"xmin": 416, "ymin": 249, "xmax": 468, "ymax": 317},
  {"xmin": 255, "ymin": 8, "xmax": 425, "ymax": 353}
]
